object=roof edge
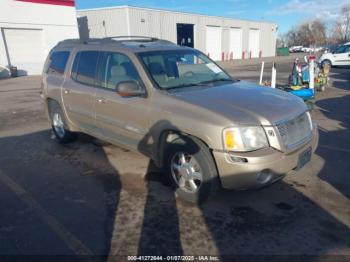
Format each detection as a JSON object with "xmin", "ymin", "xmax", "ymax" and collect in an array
[{"xmin": 77, "ymin": 5, "xmax": 277, "ymax": 26}]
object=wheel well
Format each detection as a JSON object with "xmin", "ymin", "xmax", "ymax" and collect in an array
[
  {"xmin": 46, "ymin": 98, "xmax": 77, "ymax": 131},
  {"xmin": 156, "ymin": 130, "xmax": 211, "ymax": 167},
  {"xmin": 46, "ymin": 98, "xmax": 60, "ymax": 111},
  {"xmin": 156, "ymin": 130, "xmax": 222, "ymax": 189}
]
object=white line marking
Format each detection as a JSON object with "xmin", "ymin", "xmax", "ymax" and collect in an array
[{"xmin": 0, "ymin": 170, "xmax": 93, "ymax": 255}]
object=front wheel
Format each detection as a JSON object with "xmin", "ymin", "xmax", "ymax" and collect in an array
[
  {"xmin": 165, "ymin": 136, "xmax": 219, "ymax": 204},
  {"xmin": 322, "ymin": 59, "xmax": 332, "ymax": 68}
]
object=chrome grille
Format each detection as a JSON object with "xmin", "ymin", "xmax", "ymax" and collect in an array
[{"xmin": 277, "ymin": 112, "xmax": 312, "ymax": 150}]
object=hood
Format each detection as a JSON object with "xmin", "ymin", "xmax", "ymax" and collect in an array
[{"xmin": 171, "ymin": 81, "xmax": 307, "ymax": 126}]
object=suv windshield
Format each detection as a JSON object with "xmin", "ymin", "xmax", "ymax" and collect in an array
[{"xmin": 138, "ymin": 50, "xmax": 232, "ymax": 89}]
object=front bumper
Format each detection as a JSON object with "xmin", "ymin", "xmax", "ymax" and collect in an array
[{"xmin": 213, "ymin": 127, "xmax": 319, "ymax": 190}]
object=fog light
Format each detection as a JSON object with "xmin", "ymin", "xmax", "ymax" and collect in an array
[
  {"xmin": 229, "ymin": 156, "xmax": 248, "ymax": 163},
  {"xmin": 256, "ymin": 170, "xmax": 273, "ymax": 184}
]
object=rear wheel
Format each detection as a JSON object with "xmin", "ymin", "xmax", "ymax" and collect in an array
[
  {"xmin": 164, "ymin": 136, "xmax": 219, "ymax": 204},
  {"xmin": 48, "ymin": 101, "xmax": 77, "ymax": 143}
]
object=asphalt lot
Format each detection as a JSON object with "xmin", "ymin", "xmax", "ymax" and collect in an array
[{"xmin": 0, "ymin": 55, "xmax": 350, "ymax": 261}]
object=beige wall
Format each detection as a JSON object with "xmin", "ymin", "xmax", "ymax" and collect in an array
[{"xmin": 78, "ymin": 6, "xmax": 277, "ymax": 60}]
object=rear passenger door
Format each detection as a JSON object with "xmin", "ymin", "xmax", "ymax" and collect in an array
[
  {"xmin": 94, "ymin": 51, "xmax": 150, "ymax": 150},
  {"xmin": 61, "ymin": 50, "xmax": 99, "ymax": 132}
]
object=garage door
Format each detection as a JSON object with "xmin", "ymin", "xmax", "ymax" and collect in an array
[
  {"xmin": 230, "ymin": 28, "xmax": 243, "ymax": 59},
  {"xmin": 206, "ymin": 26, "xmax": 222, "ymax": 61},
  {"xmin": 3, "ymin": 28, "xmax": 45, "ymax": 75},
  {"xmin": 248, "ymin": 29, "xmax": 260, "ymax": 58}
]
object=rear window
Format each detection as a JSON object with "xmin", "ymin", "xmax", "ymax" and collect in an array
[
  {"xmin": 71, "ymin": 51, "xmax": 99, "ymax": 85},
  {"xmin": 47, "ymin": 51, "xmax": 70, "ymax": 75}
]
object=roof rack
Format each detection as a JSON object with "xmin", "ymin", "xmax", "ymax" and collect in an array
[
  {"xmin": 104, "ymin": 36, "xmax": 175, "ymax": 45},
  {"xmin": 104, "ymin": 35, "xmax": 159, "ymax": 42},
  {"xmin": 55, "ymin": 38, "xmax": 105, "ymax": 48},
  {"xmin": 55, "ymin": 36, "xmax": 175, "ymax": 48}
]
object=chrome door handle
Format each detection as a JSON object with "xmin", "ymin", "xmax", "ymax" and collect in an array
[
  {"xmin": 64, "ymin": 89, "xmax": 70, "ymax": 94},
  {"xmin": 97, "ymin": 97, "xmax": 106, "ymax": 103}
]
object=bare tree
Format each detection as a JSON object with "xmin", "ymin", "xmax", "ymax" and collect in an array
[
  {"xmin": 310, "ymin": 19, "xmax": 327, "ymax": 46},
  {"xmin": 342, "ymin": 4, "xmax": 350, "ymax": 41},
  {"xmin": 276, "ymin": 37, "xmax": 285, "ymax": 48},
  {"xmin": 285, "ymin": 19, "xmax": 327, "ymax": 47},
  {"xmin": 297, "ymin": 22, "xmax": 312, "ymax": 46},
  {"xmin": 331, "ymin": 4, "xmax": 350, "ymax": 42},
  {"xmin": 285, "ymin": 27, "xmax": 298, "ymax": 46}
]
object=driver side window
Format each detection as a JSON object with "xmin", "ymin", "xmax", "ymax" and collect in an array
[{"xmin": 98, "ymin": 52, "xmax": 141, "ymax": 90}]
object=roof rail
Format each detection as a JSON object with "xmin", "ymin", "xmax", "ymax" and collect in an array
[
  {"xmin": 55, "ymin": 38, "xmax": 104, "ymax": 48},
  {"xmin": 104, "ymin": 35, "xmax": 159, "ymax": 42},
  {"xmin": 54, "ymin": 36, "xmax": 176, "ymax": 48}
]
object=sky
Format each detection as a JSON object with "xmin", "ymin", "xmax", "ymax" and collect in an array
[{"xmin": 76, "ymin": 0, "xmax": 350, "ymax": 35}]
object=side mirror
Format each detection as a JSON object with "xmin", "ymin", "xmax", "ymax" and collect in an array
[{"xmin": 116, "ymin": 81, "xmax": 145, "ymax": 97}]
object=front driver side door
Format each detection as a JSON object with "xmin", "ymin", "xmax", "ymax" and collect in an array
[{"xmin": 94, "ymin": 51, "xmax": 151, "ymax": 151}]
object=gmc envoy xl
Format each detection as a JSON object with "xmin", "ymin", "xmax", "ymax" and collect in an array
[{"xmin": 41, "ymin": 36, "xmax": 318, "ymax": 203}]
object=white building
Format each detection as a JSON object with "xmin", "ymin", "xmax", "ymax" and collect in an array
[
  {"xmin": 0, "ymin": 0, "xmax": 79, "ymax": 77},
  {"xmin": 77, "ymin": 6, "xmax": 277, "ymax": 61}
]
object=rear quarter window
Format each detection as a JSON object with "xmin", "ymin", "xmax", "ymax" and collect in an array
[{"xmin": 47, "ymin": 51, "xmax": 70, "ymax": 75}]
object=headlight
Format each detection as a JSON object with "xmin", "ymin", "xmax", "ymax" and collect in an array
[{"xmin": 223, "ymin": 126, "xmax": 268, "ymax": 152}]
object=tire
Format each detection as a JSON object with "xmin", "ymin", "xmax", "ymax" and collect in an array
[
  {"xmin": 48, "ymin": 101, "xmax": 77, "ymax": 144},
  {"xmin": 322, "ymin": 59, "xmax": 332, "ymax": 68},
  {"xmin": 164, "ymin": 136, "xmax": 219, "ymax": 204}
]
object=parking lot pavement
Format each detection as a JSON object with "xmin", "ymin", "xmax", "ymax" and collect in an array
[
  {"xmin": 1, "ymin": 58, "xmax": 350, "ymax": 260},
  {"xmin": 218, "ymin": 53, "xmax": 306, "ymax": 86}
]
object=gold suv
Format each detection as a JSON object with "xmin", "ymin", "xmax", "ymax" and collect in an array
[{"xmin": 41, "ymin": 36, "xmax": 318, "ymax": 203}]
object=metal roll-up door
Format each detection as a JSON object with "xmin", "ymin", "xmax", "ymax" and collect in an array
[
  {"xmin": 206, "ymin": 26, "xmax": 222, "ymax": 61},
  {"xmin": 230, "ymin": 27, "xmax": 243, "ymax": 59},
  {"xmin": 3, "ymin": 28, "xmax": 45, "ymax": 75},
  {"xmin": 248, "ymin": 28, "xmax": 260, "ymax": 58}
]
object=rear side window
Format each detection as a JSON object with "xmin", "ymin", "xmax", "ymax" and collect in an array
[
  {"xmin": 47, "ymin": 51, "xmax": 70, "ymax": 75},
  {"xmin": 71, "ymin": 51, "xmax": 99, "ymax": 85}
]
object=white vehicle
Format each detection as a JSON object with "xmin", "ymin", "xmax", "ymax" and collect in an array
[
  {"xmin": 315, "ymin": 47, "xmax": 323, "ymax": 52},
  {"xmin": 319, "ymin": 43, "xmax": 350, "ymax": 67},
  {"xmin": 289, "ymin": 46, "xmax": 303, "ymax": 53},
  {"xmin": 302, "ymin": 47, "xmax": 311, "ymax": 52}
]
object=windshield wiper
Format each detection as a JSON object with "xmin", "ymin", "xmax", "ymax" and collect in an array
[
  {"xmin": 165, "ymin": 78, "xmax": 234, "ymax": 90},
  {"xmin": 166, "ymin": 82, "xmax": 207, "ymax": 90},
  {"xmin": 198, "ymin": 78, "xmax": 233, "ymax": 85}
]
